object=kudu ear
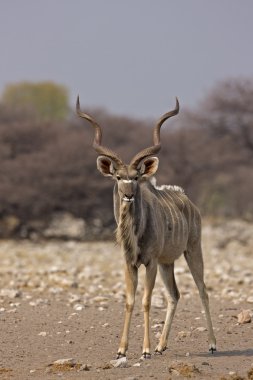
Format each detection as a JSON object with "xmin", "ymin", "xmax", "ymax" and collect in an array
[
  {"xmin": 140, "ymin": 157, "xmax": 159, "ymax": 177},
  {"xmin": 97, "ymin": 156, "xmax": 116, "ymax": 177}
]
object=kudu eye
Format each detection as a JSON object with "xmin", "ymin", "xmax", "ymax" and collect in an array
[{"xmin": 116, "ymin": 175, "xmax": 121, "ymax": 181}]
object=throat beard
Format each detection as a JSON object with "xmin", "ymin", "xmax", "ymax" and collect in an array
[{"xmin": 116, "ymin": 202, "xmax": 139, "ymax": 266}]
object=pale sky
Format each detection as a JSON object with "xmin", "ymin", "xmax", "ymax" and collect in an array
[{"xmin": 1, "ymin": 0, "xmax": 253, "ymax": 118}]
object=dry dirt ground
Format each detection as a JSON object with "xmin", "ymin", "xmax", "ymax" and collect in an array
[{"xmin": 0, "ymin": 220, "xmax": 252, "ymax": 380}]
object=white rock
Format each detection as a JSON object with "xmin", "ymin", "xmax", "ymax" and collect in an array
[
  {"xmin": 195, "ymin": 327, "xmax": 207, "ymax": 332},
  {"xmin": 247, "ymin": 296, "xmax": 253, "ymax": 303},
  {"xmin": 110, "ymin": 356, "xmax": 128, "ymax": 368},
  {"xmin": 38, "ymin": 332, "xmax": 47, "ymax": 336},
  {"xmin": 73, "ymin": 304, "xmax": 84, "ymax": 311},
  {"xmin": 0, "ymin": 289, "xmax": 21, "ymax": 298},
  {"xmin": 53, "ymin": 358, "xmax": 75, "ymax": 366}
]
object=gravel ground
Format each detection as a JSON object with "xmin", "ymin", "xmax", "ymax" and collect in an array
[{"xmin": 0, "ymin": 220, "xmax": 252, "ymax": 379}]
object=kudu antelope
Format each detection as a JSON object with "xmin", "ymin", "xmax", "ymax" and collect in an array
[{"xmin": 76, "ymin": 96, "xmax": 216, "ymax": 358}]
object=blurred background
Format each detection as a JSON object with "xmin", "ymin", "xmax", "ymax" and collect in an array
[{"xmin": 0, "ymin": 0, "xmax": 252, "ymax": 240}]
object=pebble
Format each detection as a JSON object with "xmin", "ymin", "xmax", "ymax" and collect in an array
[
  {"xmin": 237, "ymin": 310, "xmax": 251, "ymax": 324},
  {"xmin": 79, "ymin": 364, "xmax": 90, "ymax": 371},
  {"xmin": 177, "ymin": 330, "xmax": 190, "ymax": 338},
  {"xmin": 195, "ymin": 327, "xmax": 207, "ymax": 332},
  {"xmin": 93, "ymin": 296, "xmax": 109, "ymax": 303},
  {"xmin": 7, "ymin": 308, "xmax": 17, "ymax": 313},
  {"xmin": 168, "ymin": 360, "xmax": 200, "ymax": 376},
  {"xmin": 152, "ymin": 295, "xmax": 164, "ymax": 309},
  {"xmin": 68, "ymin": 294, "xmax": 81, "ymax": 304},
  {"xmin": 38, "ymin": 332, "xmax": 47, "ymax": 336},
  {"xmin": 151, "ymin": 323, "xmax": 163, "ymax": 329},
  {"xmin": 29, "ymin": 298, "xmax": 48, "ymax": 307}
]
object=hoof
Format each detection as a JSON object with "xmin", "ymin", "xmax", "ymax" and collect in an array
[
  {"xmin": 209, "ymin": 345, "xmax": 217, "ymax": 354},
  {"xmin": 116, "ymin": 352, "xmax": 126, "ymax": 359},
  {"xmin": 155, "ymin": 346, "xmax": 167, "ymax": 355},
  {"xmin": 141, "ymin": 352, "xmax": 151, "ymax": 359}
]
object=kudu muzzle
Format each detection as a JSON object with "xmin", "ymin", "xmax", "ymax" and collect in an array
[{"xmin": 120, "ymin": 180, "xmax": 136, "ymax": 203}]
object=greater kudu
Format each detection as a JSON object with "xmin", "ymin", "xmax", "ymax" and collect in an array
[{"xmin": 76, "ymin": 96, "xmax": 216, "ymax": 359}]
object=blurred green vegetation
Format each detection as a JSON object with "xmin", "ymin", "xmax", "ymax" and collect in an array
[{"xmin": 1, "ymin": 81, "xmax": 69, "ymax": 122}]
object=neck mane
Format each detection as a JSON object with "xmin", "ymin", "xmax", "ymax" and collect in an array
[{"xmin": 114, "ymin": 184, "xmax": 145, "ymax": 266}]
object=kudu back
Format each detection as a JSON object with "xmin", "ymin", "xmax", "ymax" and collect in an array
[{"xmin": 76, "ymin": 96, "xmax": 216, "ymax": 359}]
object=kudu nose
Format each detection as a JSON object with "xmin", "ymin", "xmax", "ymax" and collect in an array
[
  {"xmin": 120, "ymin": 181, "xmax": 135, "ymax": 203},
  {"xmin": 124, "ymin": 193, "xmax": 134, "ymax": 200}
]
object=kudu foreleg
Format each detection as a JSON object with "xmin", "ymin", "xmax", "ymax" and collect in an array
[
  {"xmin": 117, "ymin": 263, "xmax": 138, "ymax": 358},
  {"xmin": 142, "ymin": 261, "xmax": 157, "ymax": 358}
]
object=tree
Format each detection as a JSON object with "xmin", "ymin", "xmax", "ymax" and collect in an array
[
  {"xmin": 178, "ymin": 78, "xmax": 253, "ymax": 218},
  {"xmin": 1, "ymin": 81, "xmax": 69, "ymax": 122}
]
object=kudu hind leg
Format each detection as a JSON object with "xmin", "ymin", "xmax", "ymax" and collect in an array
[
  {"xmin": 155, "ymin": 263, "xmax": 180, "ymax": 354},
  {"xmin": 117, "ymin": 263, "xmax": 138, "ymax": 358},
  {"xmin": 184, "ymin": 245, "xmax": 216, "ymax": 352}
]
